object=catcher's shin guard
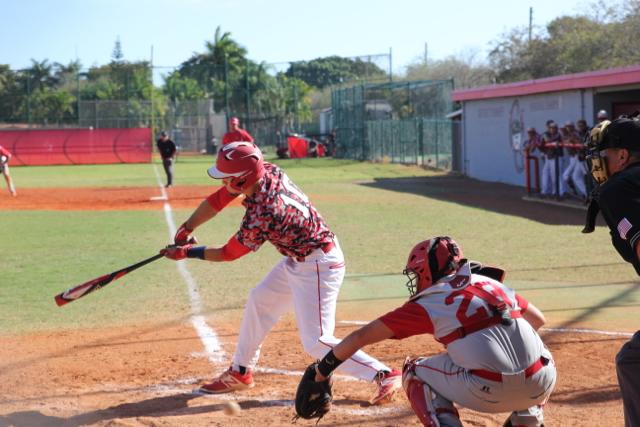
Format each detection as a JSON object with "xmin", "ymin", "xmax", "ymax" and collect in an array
[{"xmin": 402, "ymin": 358, "xmax": 462, "ymax": 427}]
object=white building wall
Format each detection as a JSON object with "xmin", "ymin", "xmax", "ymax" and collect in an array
[{"xmin": 462, "ymin": 90, "xmax": 594, "ymax": 186}]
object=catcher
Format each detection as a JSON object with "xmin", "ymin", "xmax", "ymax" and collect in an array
[
  {"xmin": 296, "ymin": 237, "xmax": 556, "ymax": 426},
  {"xmin": 0, "ymin": 145, "xmax": 17, "ymax": 196}
]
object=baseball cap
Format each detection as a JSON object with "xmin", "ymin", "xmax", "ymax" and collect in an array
[
  {"xmin": 160, "ymin": 131, "xmax": 168, "ymax": 137},
  {"xmin": 599, "ymin": 114, "xmax": 640, "ymax": 150}
]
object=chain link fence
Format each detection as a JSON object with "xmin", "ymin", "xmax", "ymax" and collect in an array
[
  {"xmin": 366, "ymin": 118, "xmax": 458, "ymax": 169},
  {"xmin": 331, "ymin": 79, "xmax": 455, "ymax": 169}
]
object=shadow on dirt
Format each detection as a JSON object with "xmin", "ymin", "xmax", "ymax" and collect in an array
[
  {"xmin": 550, "ymin": 384, "xmax": 622, "ymax": 404},
  {"xmin": 360, "ymin": 174, "xmax": 598, "ymax": 227},
  {"xmin": 0, "ymin": 394, "xmax": 294, "ymax": 427}
]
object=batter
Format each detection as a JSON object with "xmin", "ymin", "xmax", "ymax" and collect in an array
[{"xmin": 161, "ymin": 141, "xmax": 401, "ymax": 404}]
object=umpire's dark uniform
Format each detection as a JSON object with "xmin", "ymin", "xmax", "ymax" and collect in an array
[
  {"xmin": 157, "ymin": 131, "xmax": 177, "ymax": 188},
  {"xmin": 584, "ymin": 114, "xmax": 640, "ymax": 427}
]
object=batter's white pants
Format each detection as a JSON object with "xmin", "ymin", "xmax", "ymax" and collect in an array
[
  {"xmin": 540, "ymin": 157, "xmax": 565, "ymax": 196},
  {"xmin": 232, "ymin": 238, "xmax": 389, "ymax": 381},
  {"xmin": 412, "ymin": 350, "xmax": 555, "ymax": 417},
  {"xmin": 562, "ymin": 157, "xmax": 587, "ymax": 198}
]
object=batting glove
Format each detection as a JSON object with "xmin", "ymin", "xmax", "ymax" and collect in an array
[
  {"xmin": 161, "ymin": 244, "xmax": 193, "ymax": 260},
  {"xmin": 174, "ymin": 222, "xmax": 198, "ymax": 245}
]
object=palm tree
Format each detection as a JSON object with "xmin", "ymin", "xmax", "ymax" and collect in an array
[{"xmin": 26, "ymin": 59, "xmax": 55, "ymax": 90}]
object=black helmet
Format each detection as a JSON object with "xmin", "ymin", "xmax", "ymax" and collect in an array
[
  {"xmin": 594, "ymin": 112, "xmax": 640, "ymax": 151},
  {"xmin": 585, "ymin": 111, "xmax": 640, "ymax": 185}
]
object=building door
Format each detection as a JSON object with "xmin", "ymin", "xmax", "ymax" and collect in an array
[{"xmin": 613, "ymin": 102, "xmax": 640, "ymax": 119}]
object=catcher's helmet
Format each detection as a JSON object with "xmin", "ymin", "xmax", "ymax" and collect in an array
[
  {"xmin": 207, "ymin": 141, "xmax": 265, "ymax": 192},
  {"xmin": 403, "ymin": 237, "xmax": 464, "ymax": 296}
]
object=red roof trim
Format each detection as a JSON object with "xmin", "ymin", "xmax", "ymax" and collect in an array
[{"xmin": 453, "ymin": 64, "xmax": 640, "ymax": 101}]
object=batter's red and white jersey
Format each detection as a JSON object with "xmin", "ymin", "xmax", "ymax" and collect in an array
[
  {"xmin": 236, "ymin": 162, "xmax": 334, "ymax": 258},
  {"xmin": 379, "ymin": 263, "xmax": 547, "ymax": 373}
]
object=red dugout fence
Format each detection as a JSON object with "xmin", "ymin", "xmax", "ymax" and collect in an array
[{"xmin": 0, "ymin": 128, "xmax": 152, "ymax": 166}]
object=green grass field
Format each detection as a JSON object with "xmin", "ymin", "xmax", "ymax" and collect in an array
[{"xmin": 1, "ymin": 156, "xmax": 638, "ymax": 335}]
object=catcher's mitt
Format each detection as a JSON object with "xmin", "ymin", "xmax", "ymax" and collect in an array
[{"xmin": 294, "ymin": 362, "xmax": 333, "ymax": 422}]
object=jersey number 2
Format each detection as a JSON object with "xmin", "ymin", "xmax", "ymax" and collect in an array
[{"xmin": 444, "ymin": 282, "xmax": 513, "ymax": 327}]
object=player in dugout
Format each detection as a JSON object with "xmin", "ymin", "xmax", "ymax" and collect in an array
[
  {"xmin": 582, "ymin": 111, "xmax": 640, "ymax": 427},
  {"xmin": 301, "ymin": 236, "xmax": 556, "ymax": 427},
  {"xmin": 161, "ymin": 141, "xmax": 402, "ymax": 404}
]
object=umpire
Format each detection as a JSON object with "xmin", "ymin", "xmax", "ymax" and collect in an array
[
  {"xmin": 583, "ymin": 112, "xmax": 640, "ymax": 426},
  {"xmin": 157, "ymin": 131, "xmax": 177, "ymax": 188}
]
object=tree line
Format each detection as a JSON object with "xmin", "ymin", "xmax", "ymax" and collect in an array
[
  {"xmin": 404, "ymin": 0, "xmax": 640, "ymax": 88},
  {"xmin": 0, "ymin": 27, "xmax": 387, "ymax": 127}
]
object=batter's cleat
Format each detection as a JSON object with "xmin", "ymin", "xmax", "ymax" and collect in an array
[
  {"xmin": 370, "ymin": 368, "xmax": 402, "ymax": 405},
  {"xmin": 199, "ymin": 367, "xmax": 255, "ymax": 394}
]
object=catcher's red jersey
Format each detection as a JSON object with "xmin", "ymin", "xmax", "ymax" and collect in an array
[{"xmin": 236, "ymin": 162, "xmax": 334, "ymax": 258}]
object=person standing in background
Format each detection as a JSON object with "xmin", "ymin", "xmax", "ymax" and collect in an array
[
  {"xmin": 223, "ymin": 117, "xmax": 254, "ymax": 145},
  {"xmin": 0, "ymin": 145, "xmax": 17, "ymax": 196},
  {"xmin": 540, "ymin": 122, "xmax": 564, "ymax": 197},
  {"xmin": 597, "ymin": 110, "xmax": 609, "ymax": 123},
  {"xmin": 157, "ymin": 131, "xmax": 177, "ymax": 188},
  {"xmin": 561, "ymin": 121, "xmax": 588, "ymax": 200}
]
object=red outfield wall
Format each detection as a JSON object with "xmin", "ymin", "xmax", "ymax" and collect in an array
[{"xmin": 0, "ymin": 128, "xmax": 152, "ymax": 165}]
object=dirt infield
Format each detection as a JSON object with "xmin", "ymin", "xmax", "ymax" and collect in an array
[
  {"xmin": 0, "ymin": 318, "xmax": 625, "ymax": 426},
  {"xmin": 0, "ymin": 186, "xmax": 241, "ymax": 211}
]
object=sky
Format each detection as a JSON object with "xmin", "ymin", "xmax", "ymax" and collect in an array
[{"xmin": 1, "ymin": 0, "xmax": 593, "ymax": 81}]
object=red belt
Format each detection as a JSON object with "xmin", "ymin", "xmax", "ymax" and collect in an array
[
  {"xmin": 294, "ymin": 241, "xmax": 335, "ymax": 262},
  {"xmin": 470, "ymin": 356, "xmax": 549, "ymax": 382}
]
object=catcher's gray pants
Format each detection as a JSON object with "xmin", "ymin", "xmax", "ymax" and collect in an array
[
  {"xmin": 413, "ymin": 351, "xmax": 555, "ymax": 417},
  {"xmin": 617, "ymin": 331, "xmax": 640, "ymax": 427},
  {"xmin": 162, "ymin": 158, "xmax": 174, "ymax": 186}
]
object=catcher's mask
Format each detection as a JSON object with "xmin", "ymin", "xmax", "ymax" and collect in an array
[
  {"xmin": 585, "ymin": 120, "xmax": 612, "ymax": 184},
  {"xmin": 403, "ymin": 237, "xmax": 463, "ymax": 296}
]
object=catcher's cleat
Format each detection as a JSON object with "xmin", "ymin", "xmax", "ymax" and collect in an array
[
  {"xmin": 370, "ymin": 368, "xmax": 402, "ymax": 405},
  {"xmin": 199, "ymin": 367, "xmax": 255, "ymax": 394}
]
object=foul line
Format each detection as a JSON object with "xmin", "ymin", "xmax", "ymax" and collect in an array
[{"xmin": 153, "ymin": 165, "xmax": 225, "ymax": 363}]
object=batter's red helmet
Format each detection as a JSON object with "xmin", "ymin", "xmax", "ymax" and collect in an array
[
  {"xmin": 207, "ymin": 141, "xmax": 265, "ymax": 192},
  {"xmin": 403, "ymin": 237, "xmax": 464, "ymax": 296}
]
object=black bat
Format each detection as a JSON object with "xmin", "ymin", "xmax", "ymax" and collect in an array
[{"xmin": 54, "ymin": 253, "xmax": 164, "ymax": 307}]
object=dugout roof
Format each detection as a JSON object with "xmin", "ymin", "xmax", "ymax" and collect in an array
[{"xmin": 453, "ymin": 64, "xmax": 640, "ymax": 102}]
